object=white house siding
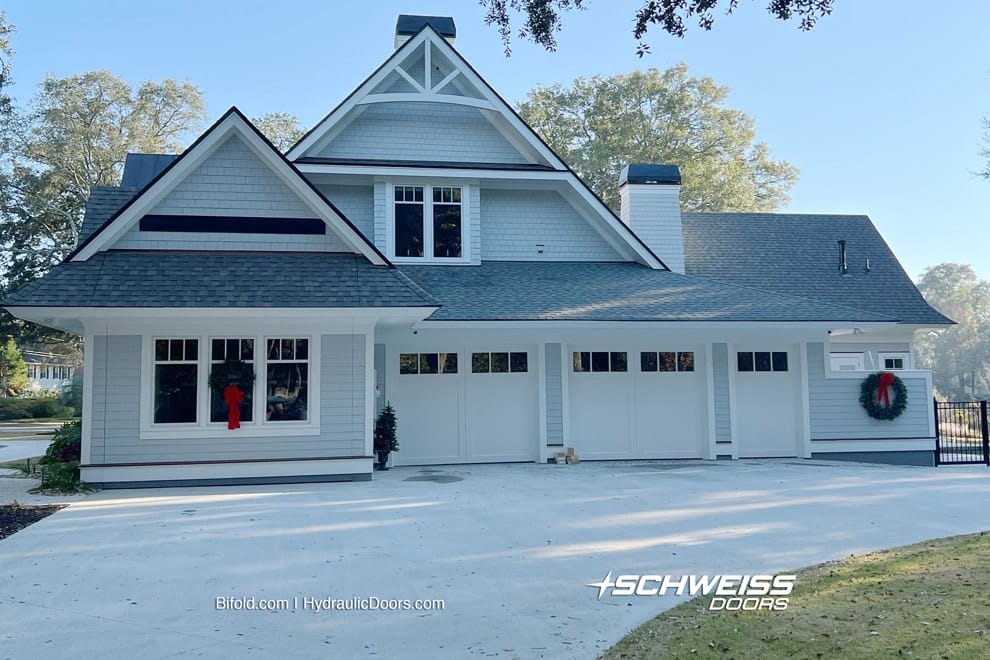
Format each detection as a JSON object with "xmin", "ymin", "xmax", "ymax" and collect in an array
[
  {"xmin": 807, "ymin": 342, "xmax": 932, "ymax": 441},
  {"xmin": 316, "ymin": 184, "xmax": 375, "ymax": 241},
  {"xmin": 89, "ymin": 335, "xmax": 141, "ymax": 464},
  {"xmin": 315, "ymin": 102, "xmax": 527, "ymax": 164},
  {"xmin": 85, "ymin": 333, "xmax": 366, "ymax": 464},
  {"xmin": 373, "ymin": 182, "xmax": 387, "ymax": 254},
  {"xmin": 545, "ymin": 343, "xmax": 563, "ymax": 447},
  {"xmin": 480, "ymin": 189, "xmax": 622, "ymax": 261},
  {"xmin": 712, "ymin": 342, "xmax": 732, "ymax": 450}
]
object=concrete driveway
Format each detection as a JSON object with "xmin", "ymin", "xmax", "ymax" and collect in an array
[{"xmin": 2, "ymin": 460, "xmax": 989, "ymax": 659}]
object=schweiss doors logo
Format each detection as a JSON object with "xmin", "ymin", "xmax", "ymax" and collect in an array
[{"xmin": 587, "ymin": 572, "xmax": 795, "ymax": 611}]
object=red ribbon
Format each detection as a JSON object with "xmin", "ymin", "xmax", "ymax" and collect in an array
[
  {"xmin": 877, "ymin": 372, "xmax": 895, "ymax": 408},
  {"xmin": 223, "ymin": 385, "xmax": 244, "ymax": 430}
]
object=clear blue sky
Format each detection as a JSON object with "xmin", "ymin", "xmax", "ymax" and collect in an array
[{"xmin": 5, "ymin": 0, "xmax": 990, "ymax": 282}]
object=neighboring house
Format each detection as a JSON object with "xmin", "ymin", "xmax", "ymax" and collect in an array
[
  {"xmin": 23, "ymin": 350, "xmax": 75, "ymax": 394},
  {"xmin": 2, "ymin": 16, "xmax": 951, "ymax": 488}
]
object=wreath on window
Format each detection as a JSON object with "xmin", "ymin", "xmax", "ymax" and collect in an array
[
  {"xmin": 208, "ymin": 357, "xmax": 256, "ymax": 393},
  {"xmin": 859, "ymin": 372, "xmax": 907, "ymax": 420}
]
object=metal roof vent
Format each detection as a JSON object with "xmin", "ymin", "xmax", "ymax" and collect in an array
[
  {"xmin": 838, "ymin": 239, "xmax": 849, "ymax": 275},
  {"xmin": 395, "ymin": 15, "xmax": 456, "ymax": 49}
]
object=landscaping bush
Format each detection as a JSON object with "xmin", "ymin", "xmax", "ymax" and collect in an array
[
  {"xmin": 62, "ymin": 375, "xmax": 83, "ymax": 415},
  {"xmin": 40, "ymin": 421, "xmax": 82, "ymax": 491},
  {"xmin": 0, "ymin": 395, "xmax": 68, "ymax": 420}
]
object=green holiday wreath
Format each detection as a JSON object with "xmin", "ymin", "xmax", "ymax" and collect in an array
[
  {"xmin": 208, "ymin": 357, "xmax": 256, "ymax": 394},
  {"xmin": 859, "ymin": 372, "xmax": 907, "ymax": 421}
]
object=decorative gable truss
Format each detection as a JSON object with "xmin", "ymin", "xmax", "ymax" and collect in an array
[
  {"xmin": 287, "ymin": 27, "xmax": 666, "ymax": 270},
  {"xmin": 71, "ymin": 108, "xmax": 388, "ymax": 265}
]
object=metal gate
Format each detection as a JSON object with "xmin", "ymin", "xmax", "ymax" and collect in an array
[{"xmin": 934, "ymin": 399, "xmax": 990, "ymax": 466}]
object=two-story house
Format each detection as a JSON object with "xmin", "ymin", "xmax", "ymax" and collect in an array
[{"xmin": 2, "ymin": 16, "xmax": 951, "ymax": 488}]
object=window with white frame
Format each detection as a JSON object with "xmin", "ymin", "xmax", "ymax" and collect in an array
[
  {"xmin": 737, "ymin": 351, "xmax": 789, "ymax": 372},
  {"xmin": 829, "ymin": 352, "xmax": 865, "ymax": 372},
  {"xmin": 392, "ymin": 184, "xmax": 464, "ymax": 260},
  {"xmin": 266, "ymin": 338, "xmax": 309, "ymax": 421},
  {"xmin": 879, "ymin": 352, "xmax": 909, "ymax": 370},
  {"xmin": 640, "ymin": 351, "xmax": 694, "ymax": 372},
  {"xmin": 153, "ymin": 338, "xmax": 199, "ymax": 423},
  {"xmin": 399, "ymin": 352, "xmax": 458, "ymax": 375},
  {"xmin": 210, "ymin": 338, "xmax": 255, "ymax": 423}
]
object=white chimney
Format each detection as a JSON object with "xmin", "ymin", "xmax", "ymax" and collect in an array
[
  {"xmin": 619, "ymin": 164, "xmax": 684, "ymax": 273},
  {"xmin": 395, "ymin": 15, "xmax": 457, "ymax": 49}
]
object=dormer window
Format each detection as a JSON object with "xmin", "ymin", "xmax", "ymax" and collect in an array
[{"xmin": 390, "ymin": 183, "xmax": 467, "ymax": 262}]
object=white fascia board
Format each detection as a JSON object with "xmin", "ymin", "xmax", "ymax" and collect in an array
[
  {"xmin": 416, "ymin": 320, "xmax": 899, "ymax": 331},
  {"xmin": 74, "ymin": 113, "xmax": 386, "ymax": 266},
  {"xmin": 9, "ymin": 306, "xmax": 435, "ymax": 336}
]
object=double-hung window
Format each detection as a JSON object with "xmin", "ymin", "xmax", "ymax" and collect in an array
[
  {"xmin": 154, "ymin": 339, "xmax": 199, "ymax": 423},
  {"xmin": 392, "ymin": 184, "xmax": 464, "ymax": 261}
]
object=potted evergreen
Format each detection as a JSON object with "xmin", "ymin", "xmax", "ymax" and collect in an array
[{"xmin": 373, "ymin": 403, "xmax": 399, "ymax": 470}]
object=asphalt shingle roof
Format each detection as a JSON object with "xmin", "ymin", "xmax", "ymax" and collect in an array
[
  {"xmin": 78, "ymin": 186, "xmax": 141, "ymax": 244},
  {"xmin": 399, "ymin": 261, "xmax": 894, "ymax": 323},
  {"xmin": 4, "ymin": 252, "xmax": 437, "ymax": 309},
  {"xmin": 681, "ymin": 213, "xmax": 952, "ymax": 326}
]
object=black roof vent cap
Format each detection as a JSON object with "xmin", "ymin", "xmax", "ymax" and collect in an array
[{"xmin": 619, "ymin": 164, "xmax": 682, "ymax": 186}]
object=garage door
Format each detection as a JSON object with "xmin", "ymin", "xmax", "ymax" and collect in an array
[
  {"xmin": 569, "ymin": 348, "xmax": 708, "ymax": 460},
  {"xmin": 734, "ymin": 348, "xmax": 801, "ymax": 458},
  {"xmin": 389, "ymin": 348, "xmax": 538, "ymax": 465}
]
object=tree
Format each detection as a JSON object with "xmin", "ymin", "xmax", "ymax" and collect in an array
[
  {"xmin": 0, "ymin": 72, "xmax": 206, "ymax": 327},
  {"xmin": 253, "ymin": 112, "xmax": 305, "ymax": 152},
  {"xmin": 0, "ymin": 337, "xmax": 28, "ymax": 396},
  {"xmin": 518, "ymin": 63, "xmax": 798, "ymax": 211},
  {"xmin": 914, "ymin": 263, "xmax": 990, "ymax": 400},
  {"xmin": 481, "ymin": 0, "xmax": 835, "ymax": 56}
]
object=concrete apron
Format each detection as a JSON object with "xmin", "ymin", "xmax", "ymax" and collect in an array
[{"xmin": 1, "ymin": 460, "xmax": 989, "ymax": 659}]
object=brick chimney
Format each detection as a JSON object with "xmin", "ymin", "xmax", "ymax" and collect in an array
[
  {"xmin": 618, "ymin": 164, "xmax": 684, "ymax": 273},
  {"xmin": 395, "ymin": 15, "xmax": 457, "ymax": 49}
]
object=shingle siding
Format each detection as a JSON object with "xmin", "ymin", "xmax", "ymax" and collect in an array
[
  {"xmin": 315, "ymin": 102, "xmax": 527, "ymax": 164},
  {"xmin": 480, "ymin": 189, "xmax": 622, "ymax": 261},
  {"xmin": 545, "ymin": 343, "xmax": 563, "ymax": 446},
  {"xmin": 807, "ymin": 342, "xmax": 931, "ymax": 440},
  {"xmin": 150, "ymin": 134, "xmax": 318, "ymax": 219},
  {"xmin": 712, "ymin": 342, "xmax": 731, "ymax": 444},
  {"xmin": 89, "ymin": 335, "xmax": 141, "ymax": 464},
  {"xmin": 317, "ymin": 184, "xmax": 375, "ymax": 241}
]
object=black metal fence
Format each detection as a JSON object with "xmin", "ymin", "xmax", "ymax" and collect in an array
[{"xmin": 934, "ymin": 399, "xmax": 990, "ymax": 466}]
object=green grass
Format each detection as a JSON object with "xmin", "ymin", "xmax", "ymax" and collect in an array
[{"xmin": 602, "ymin": 532, "xmax": 990, "ymax": 659}]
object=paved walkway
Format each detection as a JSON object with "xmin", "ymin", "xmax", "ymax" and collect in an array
[{"xmin": 1, "ymin": 460, "xmax": 989, "ymax": 659}]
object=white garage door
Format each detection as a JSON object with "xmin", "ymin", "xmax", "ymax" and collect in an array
[
  {"xmin": 569, "ymin": 348, "xmax": 708, "ymax": 460},
  {"xmin": 734, "ymin": 348, "xmax": 801, "ymax": 458},
  {"xmin": 389, "ymin": 348, "xmax": 538, "ymax": 465}
]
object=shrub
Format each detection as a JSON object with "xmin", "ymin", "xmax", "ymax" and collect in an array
[
  {"xmin": 43, "ymin": 421, "xmax": 82, "ymax": 464},
  {"xmin": 39, "ymin": 421, "xmax": 82, "ymax": 492},
  {"xmin": 0, "ymin": 395, "xmax": 67, "ymax": 420}
]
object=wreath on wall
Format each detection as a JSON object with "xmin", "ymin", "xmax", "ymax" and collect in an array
[
  {"xmin": 209, "ymin": 358, "xmax": 256, "ymax": 430},
  {"xmin": 859, "ymin": 372, "xmax": 907, "ymax": 421}
]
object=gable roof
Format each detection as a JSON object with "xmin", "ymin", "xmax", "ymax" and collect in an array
[
  {"xmin": 286, "ymin": 24, "xmax": 668, "ymax": 270},
  {"xmin": 69, "ymin": 107, "xmax": 390, "ymax": 266},
  {"xmin": 399, "ymin": 261, "xmax": 895, "ymax": 323},
  {"xmin": 5, "ymin": 252, "xmax": 436, "ymax": 309},
  {"xmin": 681, "ymin": 212, "xmax": 952, "ymax": 326}
]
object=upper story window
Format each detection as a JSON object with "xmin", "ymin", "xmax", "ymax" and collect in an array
[{"xmin": 391, "ymin": 183, "xmax": 466, "ymax": 262}]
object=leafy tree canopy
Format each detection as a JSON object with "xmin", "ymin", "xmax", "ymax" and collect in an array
[
  {"xmin": 915, "ymin": 263, "xmax": 990, "ymax": 400},
  {"xmin": 518, "ymin": 63, "xmax": 798, "ymax": 211},
  {"xmin": 252, "ymin": 112, "xmax": 305, "ymax": 152},
  {"xmin": 0, "ymin": 336, "xmax": 28, "ymax": 396},
  {"xmin": 481, "ymin": 0, "xmax": 835, "ymax": 55}
]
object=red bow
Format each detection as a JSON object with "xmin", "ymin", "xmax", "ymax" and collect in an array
[
  {"xmin": 877, "ymin": 372, "xmax": 895, "ymax": 408},
  {"xmin": 223, "ymin": 385, "xmax": 244, "ymax": 430}
]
